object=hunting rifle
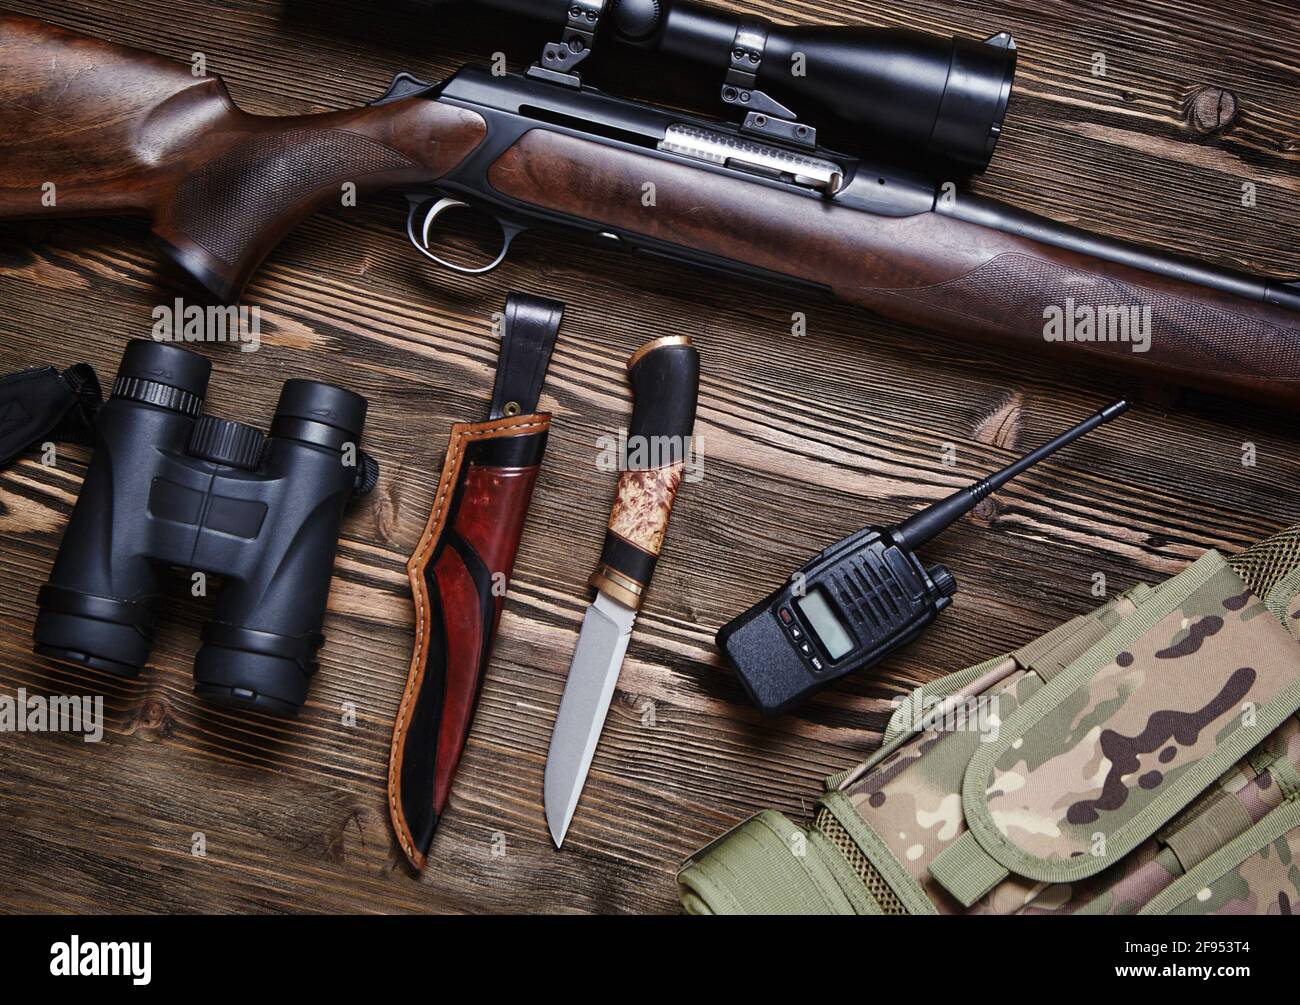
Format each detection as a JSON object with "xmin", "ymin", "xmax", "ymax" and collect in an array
[{"xmin": 0, "ymin": 2, "xmax": 1297, "ymax": 406}]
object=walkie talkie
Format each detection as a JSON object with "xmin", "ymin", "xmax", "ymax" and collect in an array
[{"xmin": 717, "ymin": 401, "xmax": 1130, "ymax": 716}]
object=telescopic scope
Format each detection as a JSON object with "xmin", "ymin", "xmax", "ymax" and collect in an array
[{"xmin": 429, "ymin": 0, "xmax": 1018, "ymax": 172}]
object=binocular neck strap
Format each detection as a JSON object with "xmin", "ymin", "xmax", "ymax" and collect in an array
[
  {"xmin": 488, "ymin": 293, "xmax": 565, "ymax": 420},
  {"xmin": 0, "ymin": 363, "xmax": 102, "ymax": 470}
]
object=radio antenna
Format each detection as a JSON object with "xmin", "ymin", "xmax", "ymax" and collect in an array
[{"xmin": 890, "ymin": 400, "xmax": 1129, "ymax": 551}]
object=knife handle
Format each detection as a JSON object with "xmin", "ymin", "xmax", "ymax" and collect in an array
[{"xmin": 589, "ymin": 336, "xmax": 700, "ymax": 611}]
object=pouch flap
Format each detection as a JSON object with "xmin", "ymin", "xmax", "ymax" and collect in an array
[{"xmin": 935, "ymin": 550, "xmax": 1300, "ymax": 901}]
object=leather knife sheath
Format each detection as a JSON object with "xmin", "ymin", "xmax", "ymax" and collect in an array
[{"xmin": 389, "ymin": 293, "xmax": 564, "ymax": 870}]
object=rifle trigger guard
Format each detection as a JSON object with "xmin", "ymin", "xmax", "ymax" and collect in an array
[{"xmin": 406, "ymin": 196, "xmax": 517, "ymax": 276}]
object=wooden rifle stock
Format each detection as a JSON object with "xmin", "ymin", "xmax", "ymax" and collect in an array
[{"xmin": 0, "ymin": 14, "xmax": 486, "ymax": 301}]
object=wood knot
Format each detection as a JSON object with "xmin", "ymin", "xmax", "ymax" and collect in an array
[
  {"xmin": 1186, "ymin": 86, "xmax": 1238, "ymax": 135},
  {"xmin": 325, "ymin": 805, "xmax": 374, "ymax": 863},
  {"xmin": 972, "ymin": 496, "xmax": 999, "ymax": 525},
  {"xmin": 125, "ymin": 696, "xmax": 175, "ymax": 739},
  {"xmin": 974, "ymin": 392, "xmax": 1023, "ymax": 451},
  {"xmin": 372, "ymin": 477, "xmax": 400, "ymax": 545}
]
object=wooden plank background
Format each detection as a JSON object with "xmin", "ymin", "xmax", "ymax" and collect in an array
[{"xmin": 0, "ymin": 0, "xmax": 1297, "ymax": 914}]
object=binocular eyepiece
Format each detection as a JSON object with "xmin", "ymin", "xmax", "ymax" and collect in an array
[
  {"xmin": 34, "ymin": 341, "xmax": 377, "ymax": 717},
  {"xmin": 434, "ymin": 0, "xmax": 1018, "ymax": 172}
]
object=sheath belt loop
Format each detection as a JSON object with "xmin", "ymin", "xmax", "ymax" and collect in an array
[{"xmin": 489, "ymin": 294, "xmax": 565, "ymax": 420}]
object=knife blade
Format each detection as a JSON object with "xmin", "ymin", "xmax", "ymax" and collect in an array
[
  {"xmin": 543, "ymin": 335, "xmax": 701, "ymax": 848},
  {"xmin": 544, "ymin": 590, "xmax": 636, "ymax": 847}
]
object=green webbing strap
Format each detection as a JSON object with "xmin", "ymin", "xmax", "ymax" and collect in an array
[
  {"xmin": 808, "ymin": 829, "xmax": 887, "ymax": 915},
  {"xmin": 679, "ymin": 889, "xmax": 712, "ymax": 914},
  {"xmin": 1124, "ymin": 582, "xmax": 1156, "ymax": 606},
  {"xmin": 1162, "ymin": 790, "xmax": 1255, "ymax": 873},
  {"xmin": 1017, "ymin": 613, "xmax": 1114, "ymax": 683},
  {"xmin": 1247, "ymin": 713, "xmax": 1300, "ymax": 799},
  {"xmin": 1074, "ymin": 845, "xmax": 1184, "ymax": 915},
  {"xmin": 1013, "ymin": 583, "xmax": 1154, "ymax": 683},
  {"xmin": 1012, "ymin": 614, "xmax": 1094, "ymax": 672},
  {"xmin": 1268, "ymin": 750, "xmax": 1300, "ymax": 802},
  {"xmin": 924, "ymin": 589, "xmax": 1158, "ymax": 906},
  {"xmin": 1140, "ymin": 799, "xmax": 1300, "ymax": 915},
  {"xmin": 1246, "ymin": 745, "xmax": 1277, "ymax": 778},
  {"xmin": 676, "ymin": 811, "xmax": 859, "ymax": 915},
  {"xmin": 928, "ymin": 831, "xmax": 1009, "ymax": 908},
  {"xmin": 821, "ymin": 791, "xmax": 939, "ymax": 914},
  {"xmin": 828, "ymin": 654, "xmax": 1016, "ymax": 792},
  {"xmin": 864, "ymin": 586, "xmax": 1155, "ymax": 774},
  {"xmin": 958, "ymin": 552, "xmax": 1266, "ymax": 887}
]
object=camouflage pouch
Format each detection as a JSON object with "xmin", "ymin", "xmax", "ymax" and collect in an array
[{"xmin": 678, "ymin": 528, "xmax": 1300, "ymax": 915}]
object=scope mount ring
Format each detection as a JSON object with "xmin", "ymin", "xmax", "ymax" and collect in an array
[
  {"xmin": 538, "ymin": 0, "xmax": 607, "ymax": 78},
  {"xmin": 723, "ymin": 23, "xmax": 818, "ymax": 149},
  {"xmin": 725, "ymin": 24, "xmax": 769, "ymax": 95},
  {"xmin": 406, "ymin": 196, "xmax": 517, "ymax": 276}
]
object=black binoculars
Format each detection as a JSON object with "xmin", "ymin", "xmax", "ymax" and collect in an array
[{"xmin": 34, "ymin": 341, "xmax": 378, "ymax": 717}]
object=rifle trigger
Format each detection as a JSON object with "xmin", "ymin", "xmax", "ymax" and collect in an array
[{"xmin": 405, "ymin": 196, "xmax": 518, "ymax": 276}]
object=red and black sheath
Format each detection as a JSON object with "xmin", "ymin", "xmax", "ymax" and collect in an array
[{"xmin": 388, "ymin": 294, "xmax": 563, "ymax": 870}]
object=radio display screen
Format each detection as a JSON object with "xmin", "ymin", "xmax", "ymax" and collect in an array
[{"xmin": 795, "ymin": 588, "xmax": 854, "ymax": 660}]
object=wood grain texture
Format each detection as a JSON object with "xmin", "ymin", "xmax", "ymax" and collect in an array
[{"xmin": 0, "ymin": 0, "xmax": 1297, "ymax": 915}]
